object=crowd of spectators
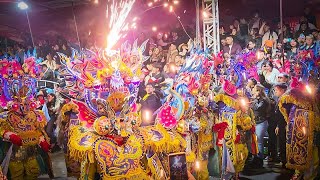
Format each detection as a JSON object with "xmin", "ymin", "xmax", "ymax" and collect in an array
[{"xmin": 219, "ymin": 8, "xmax": 319, "ymax": 60}]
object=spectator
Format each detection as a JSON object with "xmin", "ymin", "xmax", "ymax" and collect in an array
[
  {"xmin": 170, "ymin": 31, "xmax": 183, "ymax": 46},
  {"xmin": 167, "ymin": 44, "xmax": 178, "ymax": 63},
  {"xmin": 249, "ymin": 28, "xmax": 262, "ymax": 48},
  {"xmin": 60, "ymin": 43, "xmax": 71, "ymax": 57},
  {"xmin": 150, "ymin": 47, "xmax": 162, "ymax": 62},
  {"xmin": 311, "ymin": 29, "xmax": 319, "ymax": 40},
  {"xmin": 220, "ymin": 37, "xmax": 227, "ymax": 49},
  {"xmin": 223, "ymin": 35, "xmax": 242, "ymax": 56},
  {"xmin": 174, "ymin": 55, "xmax": 184, "ymax": 67},
  {"xmin": 237, "ymin": 18, "xmax": 250, "ymax": 47},
  {"xmin": 295, "ymin": 21, "xmax": 312, "ymax": 39},
  {"xmin": 219, "ymin": 26, "xmax": 227, "ymax": 37},
  {"xmin": 273, "ymin": 83, "xmax": 288, "ymax": 168},
  {"xmin": 259, "ymin": 22, "xmax": 278, "ymax": 49},
  {"xmin": 232, "ymin": 19, "xmax": 241, "ymax": 33},
  {"xmin": 303, "ymin": 7, "xmax": 317, "ymax": 28},
  {"xmin": 277, "ymin": 73, "xmax": 290, "ymax": 85},
  {"xmin": 256, "ymin": 50, "xmax": 267, "ymax": 74},
  {"xmin": 278, "ymin": 24, "xmax": 293, "ymax": 40},
  {"xmin": 42, "ymin": 40, "xmax": 51, "ymax": 57},
  {"xmin": 156, "ymin": 33, "xmax": 169, "ymax": 49},
  {"xmin": 145, "ymin": 63, "xmax": 166, "ymax": 90},
  {"xmin": 245, "ymin": 39, "xmax": 257, "ymax": 52},
  {"xmin": 249, "ymin": 84, "xmax": 271, "ymax": 168},
  {"xmin": 40, "ymin": 64, "xmax": 55, "ymax": 89},
  {"xmin": 249, "ymin": 10, "xmax": 263, "ymax": 30},
  {"xmin": 297, "ymin": 33, "xmax": 306, "ymax": 47},
  {"xmin": 294, "ymin": 16, "xmax": 317, "ymax": 33},
  {"xmin": 286, "ymin": 39, "xmax": 299, "ymax": 59},
  {"xmin": 46, "ymin": 93, "xmax": 60, "ymax": 152},
  {"xmin": 261, "ymin": 61, "xmax": 280, "ymax": 85},
  {"xmin": 138, "ymin": 83, "xmax": 162, "ymax": 126},
  {"xmin": 178, "ymin": 43, "xmax": 189, "ymax": 58},
  {"xmin": 52, "ymin": 44, "xmax": 62, "ymax": 68},
  {"xmin": 245, "ymin": 77, "xmax": 258, "ymax": 98},
  {"xmin": 300, "ymin": 34, "xmax": 317, "ymax": 56},
  {"xmin": 42, "ymin": 53, "xmax": 57, "ymax": 71},
  {"xmin": 16, "ymin": 44, "xmax": 25, "ymax": 65}
]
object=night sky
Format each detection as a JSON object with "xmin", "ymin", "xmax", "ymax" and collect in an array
[{"xmin": 0, "ymin": 0, "xmax": 315, "ymax": 44}]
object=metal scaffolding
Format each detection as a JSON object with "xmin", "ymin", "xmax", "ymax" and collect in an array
[{"xmin": 202, "ymin": 0, "xmax": 220, "ymax": 54}]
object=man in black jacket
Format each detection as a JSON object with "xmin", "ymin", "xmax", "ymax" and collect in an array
[
  {"xmin": 274, "ymin": 83, "xmax": 288, "ymax": 168},
  {"xmin": 40, "ymin": 64, "xmax": 55, "ymax": 89},
  {"xmin": 138, "ymin": 83, "xmax": 162, "ymax": 126}
]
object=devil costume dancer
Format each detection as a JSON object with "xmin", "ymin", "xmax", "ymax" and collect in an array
[
  {"xmin": 0, "ymin": 85, "xmax": 52, "ymax": 180},
  {"xmin": 278, "ymin": 82, "xmax": 320, "ymax": 180}
]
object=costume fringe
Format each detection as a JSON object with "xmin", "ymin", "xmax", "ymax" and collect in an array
[
  {"xmin": 213, "ymin": 94, "xmax": 238, "ymax": 109},
  {"xmin": 279, "ymin": 93, "xmax": 315, "ymax": 171}
]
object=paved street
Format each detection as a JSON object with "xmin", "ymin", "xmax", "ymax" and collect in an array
[{"xmin": 38, "ymin": 151, "xmax": 294, "ymax": 180}]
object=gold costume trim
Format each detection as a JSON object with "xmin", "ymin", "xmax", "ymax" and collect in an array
[
  {"xmin": 279, "ymin": 93, "xmax": 316, "ymax": 171},
  {"xmin": 68, "ymin": 127, "xmax": 98, "ymax": 163}
]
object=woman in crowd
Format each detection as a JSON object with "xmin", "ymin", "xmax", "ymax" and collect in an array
[
  {"xmin": 46, "ymin": 93, "xmax": 61, "ymax": 152},
  {"xmin": 262, "ymin": 61, "xmax": 280, "ymax": 86},
  {"xmin": 259, "ymin": 22, "xmax": 278, "ymax": 49},
  {"xmin": 278, "ymin": 24, "xmax": 293, "ymax": 40},
  {"xmin": 245, "ymin": 78, "xmax": 258, "ymax": 98},
  {"xmin": 286, "ymin": 39, "xmax": 299, "ymax": 59},
  {"xmin": 42, "ymin": 53, "xmax": 57, "ymax": 72},
  {"xmin": 249, "ymin": 84, "xmax": 271, "ymax": 168},
  {"xmin": 295, "ymin": 21, "xmax": 311, "ymax": 39},
  {"xmin": 249, "ymin": 28, "xmax": 262, "ymax": 48}
]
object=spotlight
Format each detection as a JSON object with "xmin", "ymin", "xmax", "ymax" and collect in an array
[
  {"xmin": 169, "ymin": 5, "xmax": 173, "ymax": 12},
  {"xmin": 203, "ymin": 11, "xmax": 208, "ymax": 18},
  {"xmin": 152, "ymin": 26, "xmax": 157, "ymax": 32},
  {"xmin": 240, "ymin": 98, "xmax": 246, "ymax": 107},
  {"xmin": 18, "ymin": 1, "xmax": 29, "ymax": 10},
  {"xmin": 306, "ymin": 84, "xmax": 312, "ymax": 94},
  {"xmin": 195, "ymin": 160, "xmax": 200, "ymax": 170}
]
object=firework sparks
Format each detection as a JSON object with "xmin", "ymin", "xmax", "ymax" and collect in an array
[{"xmin": 106, "ymin": 0, "xmax": 135, "ymax": 50}]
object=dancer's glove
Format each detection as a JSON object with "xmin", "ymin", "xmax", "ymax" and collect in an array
[
  {"xmin": 3, "ymin": 131, "xmax": 22, "ymax": 146},
  {"xmin": 40, "ymin": 140, "xmax": 50, "ymax": 152}
]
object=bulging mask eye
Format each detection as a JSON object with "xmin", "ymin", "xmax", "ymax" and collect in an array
[
  {"xmin": 30, "ymin": 102, "xmax": 37, "ymax": 109},
  {"xmin": 12, "ymin": 103, "xmax": 19, "ymax": 111}
]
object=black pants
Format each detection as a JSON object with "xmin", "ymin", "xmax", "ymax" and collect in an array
[
  {"xmin": 46, "ymin": 114, "xmax": 57, "ymax": 144},
  {"xmin": 268, "ymin": 119, "xmax": 277, "ymax": 158},
  {"xmin": 278, "ymin": 125, "xmax": 287, "ymax": 164}
]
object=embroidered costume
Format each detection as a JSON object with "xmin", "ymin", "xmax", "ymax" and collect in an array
[
  {"xmin": 0, "ymin": 85, "xmax": 51, "ymax": 180},
  {"xmin": 279, "ymin": 87, "xmax": 320, "ymax": 179}
]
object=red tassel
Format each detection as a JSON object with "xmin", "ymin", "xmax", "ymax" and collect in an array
[
  {"xmin": 212, "ymin": 122, "xmax": 229, "ymax": 146},
  {"xmin": 40, "ymin": 141, "xmax": 50, "ymax": 152},
  {"xmin": 235, "ymin": 134, "xmax": 241, "ymax": 144},
  {"xmin": 251, "ymin": 126, "xmax": 256, "ymax": 134},
  {"xmin": 251, "ymin": 134, "xmax": 258, "ymax": 155}
]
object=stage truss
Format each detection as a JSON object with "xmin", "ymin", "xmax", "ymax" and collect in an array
[{"xmin": 202, "ymin": 0, "xmax": 220, "ymax": 54}]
